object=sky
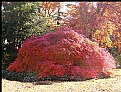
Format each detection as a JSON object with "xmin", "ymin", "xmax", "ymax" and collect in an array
[
  {"xmin": 60, "ymin": 2, "xmax": 78, "ymax": 13},
  {"xmin": 60, "ymin": 2, "xmax": 97, "ymax": 13}
]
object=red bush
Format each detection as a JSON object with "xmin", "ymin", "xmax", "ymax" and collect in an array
[{"xmin": 7, "ymin": 28, "xmax": 116, "ymax": 79}]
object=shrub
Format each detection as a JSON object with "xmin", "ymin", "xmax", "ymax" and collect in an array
[{"xmin": 7, "ymin": 27, "xmax": 116, "ymax": 80}]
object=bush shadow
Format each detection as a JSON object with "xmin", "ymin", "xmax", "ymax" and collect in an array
[{"xmin": 2, "ymin": 69, "xmax": 112, "ymax": 85}]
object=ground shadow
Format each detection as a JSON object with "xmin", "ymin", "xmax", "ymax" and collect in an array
[
  {"xmin": 2, "ymin": 69, "xmax": 111, "ymax": 85},
  {"xmin": 32, "ymin": 76, "xmax": 112, "ymax": 85}
]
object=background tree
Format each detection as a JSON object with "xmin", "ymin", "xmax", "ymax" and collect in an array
[
  {"xmin": 62, "ymin": 2, "xmax": 100, "ymax": 39},
  {"xmin": 2, "ymin": 2, "xmax": 52, "ymax": 69},
  {"xmin": 62, "ymin": 2, "xmax": 121, "ymax": 53},
  {"xmin": 41, "ymin": 2, "xmax": 63, "ymax": 30}
]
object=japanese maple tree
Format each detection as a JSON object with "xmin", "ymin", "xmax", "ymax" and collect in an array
[{"xmin": 7, "ymin": 28, "xmax": 116, "ymax": 80}]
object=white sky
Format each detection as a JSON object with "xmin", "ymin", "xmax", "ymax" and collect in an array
[
  {"xmin": 60, "ymin": 2, "xmax": 97, "ymax": 12},
  {"xmin": 60, "ymin": 2, "xmax": 78, "ymax": 13}
]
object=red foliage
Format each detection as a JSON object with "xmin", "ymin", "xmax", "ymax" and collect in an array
[{"xmin": 7, "ymin": 28, "xmax": 116, "ymax": 79}]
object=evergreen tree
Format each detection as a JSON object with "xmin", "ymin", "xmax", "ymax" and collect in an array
[{"xmin": 2, "ymin": 2, "xmax": 52, "ymax": 69}]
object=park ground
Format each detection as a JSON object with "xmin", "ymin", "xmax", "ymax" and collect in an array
[{"xmin": 2, "ymin": 69, "xmax": 121, "ymax": 92}]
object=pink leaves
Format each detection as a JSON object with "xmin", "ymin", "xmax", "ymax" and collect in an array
[{"xmin": 8, "ymin": 28, "xmax": 116, "ymax": 80}]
